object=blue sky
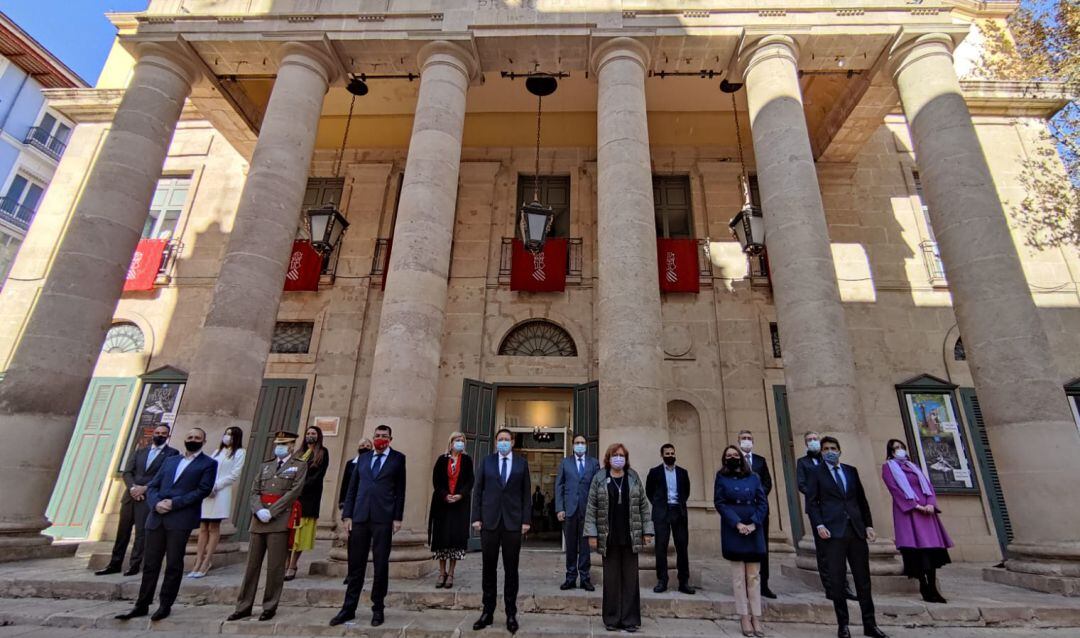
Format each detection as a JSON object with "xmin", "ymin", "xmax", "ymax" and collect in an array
[{"xmin": 0, "ymin": 1, "xmax": 148, "ymax": 85}]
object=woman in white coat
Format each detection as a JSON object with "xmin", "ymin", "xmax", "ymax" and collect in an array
[{"xmin": 189, "ymin": 426, "xmax": 246, "ymax": 578}]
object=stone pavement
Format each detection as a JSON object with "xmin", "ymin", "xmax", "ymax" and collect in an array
[{"xmin": 0, "ymin": 545, "xmax": 1077, "ymax": 635}]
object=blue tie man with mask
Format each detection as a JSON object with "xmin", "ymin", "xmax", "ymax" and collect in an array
[{"xmin": 556, "ymin": 434, "xmax": 600, "ymax": 590}]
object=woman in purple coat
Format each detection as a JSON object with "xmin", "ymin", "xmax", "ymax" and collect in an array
[{"xmin": 881, "ymin": 438, "xmax": 953, "ymax": 603}]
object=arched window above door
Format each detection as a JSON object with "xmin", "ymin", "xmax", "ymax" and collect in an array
[
  {"xmin": 102, "ymin": 322, "xmax": 145, "ymax": 354},
  {"xmin": 498, "ymin": 320, "xmax": 577, "ymax": 357}
]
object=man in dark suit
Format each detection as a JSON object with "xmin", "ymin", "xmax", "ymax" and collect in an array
[
  {"xmin": 645, "ymin": 443, "xmax": 694, "ymax": 594},
  {"xmin": 804, "ymin": 436, "xmax": 887, "ymax": 638},
  {"xmin": 555, "ymin": 434, "xmax": 600, "ymax": 590},
  {"xmin": 738, "ymin": 430, "xmax": 776, "ymax": 598},
  {"xmin": 332, "ymin": 425, "xmax": 406, "ymax": 628},
  {"xmin": 472, "ymin": 428, "xmax": 531, "ymax": 634},
  {"xmin": 797, "ymin": 430, "xmax": 857, "ymax": 602},
  {"xmin": 115, "ymin": 428, "xmax": 216, "ymax": 622},
  {"xmin": 97, "ymin": 424, "xmax": 178, "ymax": 576}
]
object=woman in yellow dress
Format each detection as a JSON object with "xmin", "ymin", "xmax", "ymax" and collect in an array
[{"xmin": 285, "ymin": 425, "xmax": 328, "ymax": 580}]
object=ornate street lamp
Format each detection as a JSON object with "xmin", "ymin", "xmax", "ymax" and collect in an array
[
  {"xmin": 519, "ymin": 73, "xmax": 558, "ymax": 253},
  {"xmin": 723, "ymin": 83, "xmax": 766, "ymax": 255},
  {"xmin": 306, "ymin": 204, "xmax": 350, "ymax": 255}
]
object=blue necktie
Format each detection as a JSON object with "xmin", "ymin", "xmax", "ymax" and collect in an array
[
  {"xmin": 577, "ymin": 458, "xmax": 584, "ymax": 476},
  {"xmin": 501, "ymin": 457, "xmax": 509, "ymax": 485},
  {"xmin": 832, "ymin": 465, "xmax": 846, "ymax": 493},
  {"xmin": 373, "ymin": 453, "xmax": 385, "ymax": 477}
]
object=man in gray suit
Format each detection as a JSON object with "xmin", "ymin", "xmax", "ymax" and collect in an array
[{"xmin": 555, "ymin": 434, "xmax": 600, "ymax": 590}]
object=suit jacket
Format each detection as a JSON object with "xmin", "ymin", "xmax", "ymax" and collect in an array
[
  {"xmin": 745, "ymin": 452, "xmax": 773, "ymax": 497},
  {"xmin": 555, "ymin": 455, "xmax": 600, "ymax": 518},
  {"xmin": 121, "ymin": 444, "xmax": 178, "ymax": 504},
  {"xmin": 249, "ymin": 455, "xmax": 308, "ymax": 534},
  {"xmin": 343, "ymin": 448, "xmax": 407, "ymax": 525},
  {"xmin": 645, "ymin": 463, "xmax": 691, "ymax": 521},
  {"xmin": 472, "ymin": 452, "xmax": 532, "ymax": 531},
  {"xmin": 338, "ymin": 457, "xmax": 358, "ymax": 510},
  {"xmin": 796, "ymin": 452, "xmax": 823, "ymax": 495},
  {"xmin": 804, "ymin": 461, "xmax": 874, "ymax": 539},
  {"xmin": 145, "ymin": 453, "xmax": 216, "ymax": 531}
]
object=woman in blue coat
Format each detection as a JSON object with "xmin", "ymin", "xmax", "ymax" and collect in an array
[{"xmin": 714, "ymin": 445, "xmax": 768, "ymax": 637}]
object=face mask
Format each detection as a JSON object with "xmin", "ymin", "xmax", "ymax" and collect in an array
[
  {"xmin": 893, "ymin": 448, "xmax": 908, "ymax": 460},
  {"xmin": 663, "ymin": 456, "xmax": 676, "ymax": 466},
  {"xmin": 222, "ymin": 435, "xmax": 233, "ymax": 446},
  {"xmin": 496, "ymin": 440, "xmax": 512, "ymax": 455},
  {"xmin": 453, "ymin": 440, "xmax": 466, "ymax": 453},
  {"xmin": 305, "ymin": 435, "xmax": 318, "ymax": 444},
  {"xmin": 274, "ymin": 445, "xmax": 289, "ymax": 459},
  {"xmin": 185, "ymin": 440, "xmax": 203, "ymax": 453},
  {"xmin": 724, "ymin": 457, "xmax": 743, "ymax": 470},
  {"xmin": 573, "ymin": 444, "xmax": 587, "ymax": 456},
  {"xmin": 823, "ymin": 450, "xmax": 841, "ymax": 465},
  {"xmin": 739, "ymin": 439, "xmax": 753, "ymax": 452},
  {"xmin": 152, "ymin": 435, "xmax": 168, "ymax": 447},
  {"xmin": 610, "ymin": 455, "xmax": 626, "ymax": 469},
  {"xmin": 807, "ymin": 440, "xmax": 821, "ymax": 453},
  {"xmin": 373, "ymin": 439, "xmax": 390, "ymax": 452}
]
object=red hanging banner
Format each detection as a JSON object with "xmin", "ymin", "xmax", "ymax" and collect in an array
[
  {"xmin": 657, "ymin": 238, "xmax": 700, "ymax": 293},
  {"xmin": 510, "ymin": 237, "xmax": 568, "ymax": 292},
  {"xmin": 123, "ymin": 239, "xmax": 168, "ymax": 292},
  {"xmin": 283, "ymin": 240, "xmax": 322, "ymax": 292}
]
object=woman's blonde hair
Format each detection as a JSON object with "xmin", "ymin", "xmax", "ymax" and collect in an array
[{"xmin": 446, "ymin": 431, "xmax": 467, "ymax": 454}]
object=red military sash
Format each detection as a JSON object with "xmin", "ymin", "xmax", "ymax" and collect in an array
[{"xmin": 259, "ymin": 493, "xmax": 303, "ymax": 546}]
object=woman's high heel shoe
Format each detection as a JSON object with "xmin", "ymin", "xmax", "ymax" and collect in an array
[
  {"xmin": 435, "ymin": 574, "xmax": 448, "ymax": 588},
  {"xmin": 445, "ymin": 575, "xmax": 454, "ymax": 589},
  {"xmin": 751, "ymin": 615, "xmax": 766, "ymax": 637},
  {"xmin": 740, "ymin": 615, "xmax": 754, "ymax": 637}
]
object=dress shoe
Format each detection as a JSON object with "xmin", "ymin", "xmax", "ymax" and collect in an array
[
  {"xmin": 580, "ymin": 580, "xmax": 595, "ymax": 592},
  {"xmin": 226, "ymin": 610, "xmax": 251, "ymax": 621},
  {"xmin": 123, "ymin": 567, "xmax": 140, "ymax": 577},
  {"xmin": 678, "ymin": 584, "xmax": 696, "ymax": 595},
  {"xmin": 473, "ymin": 612, "xmax": 494, "ymax": 630},
  {"xmin": 863, "ymin": 626, "xmax": 888, "ymax": 638},
  {"xmin": 560, "ymin": 579, "xmax": 576, "ymax": 590},
  {"xmin": 115, "ymin": 606, "xmax": 148, "ymax": 620},
  {"xmin": 258, "ymin": 609, "xmax": 276, "ymax": 621},
  {"xmin": 329, "ymin": 610, "xmax": 355, "ymax": 626},
  {"xmin": 95, "ymin": 565, "xmax": 121, "ymax": 576},
  {"xmin": 506, "ymin": 615, "xmax": 519, "ymax": 634},
  {"xmin": 371, "ymin": 610, "xmax": 384, "ymax": 627},
  {"xmin": 837, "ymin": 626, "xmax": 851, "ymax": 638},
  {"xmin": 150, "ymin": 606, "xmax": 170, "ymax": 621},
  {"xmin": 653, "ymin": 582, "xmax": 668, "ymax": 593},
  {"xmin": 624, "ymin": 625, "xmax": 638, "ymax": 633},
  {"xmin": 761, "ymin": 587, "xmax": 777, "ymax": 599},
  {"xmin": 605, "ymin": 624, "xmax": 619, "ymax": 631}
]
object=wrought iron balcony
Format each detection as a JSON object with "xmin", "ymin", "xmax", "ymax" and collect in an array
[
  {"xmin": 24, "ymin": 127, "xmax": 67, "ymax": 160},
  {"xmin": 0, "ymin": 196, "xmax": 36, "ymax": 231},
  {"xmin": 920, "ymin": 240, "xmax": 947, "ymax": 286}
]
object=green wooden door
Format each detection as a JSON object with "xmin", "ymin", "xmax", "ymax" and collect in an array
[
  {"xmin": 46, "ymin": 377, "xmax": 137, "ymax": 540},
  {"xmin": 573, "ymin": 381, "xmax": 599, "ymax": 458},
  {"xmin": 959, "ymin": 388, "xmax": 1013, "ymax": 559},
  {"xmin": 772, "ymin": 385, "xmax": 805, "ymax": 547},
  {"xmin": 233, "ymin": 378, "xmax": 307, "ymax": 539},
  {"xmin": 461, "ymin": 379, "xmax": 496, "ymax": 550}
]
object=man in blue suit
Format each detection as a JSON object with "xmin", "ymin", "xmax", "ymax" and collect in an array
[
  {"xmin": 555, "ymin": 434, "xmax": 599, "ymax": 590},
  {"xmin": 116, "ymin": 427, "xmax": 216, "ymax": 622},
  {"xmin": 331, "ymin": 424, "xmax": 406, "ymax": 628},
  {"xmin": 472, "ymin": 428, "xmax": 531, "ymax": 634}
]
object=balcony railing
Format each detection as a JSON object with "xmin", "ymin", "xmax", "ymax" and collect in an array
[
  {"xmin": 498, "ymin": 237, "xmax": 584, "ymax": 284},
  {"xmin": 157, "ymin": 240, "xmax": 180, "ymax": 276},
  {"xmin": 24, "ymin": 127, "xmax": 67, "ymax": 161},
  {"xmin": 748, "ymin": 249, "xmax": 771, "ymax": 288},
  {"xmin": 920, "ymin": 240, "xmax": 947, "ymax": 286},
  {"xmin": 0, "ymin": 196, "xmax": 36, "ymax": 231}
]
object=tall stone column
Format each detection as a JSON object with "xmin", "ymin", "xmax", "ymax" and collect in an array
[
  {"xmin": 590, "ymin": 38, "xmax": 667, "ymax": 462},
  {"xmin": 0, "ymin": 43, "xmax": 198, "ymax": 558},
  {"xmin": 891, "ymin": 34, "xmax": 1080, "ymax": 584},
  {"xmin": 178, "ymin": 43, "xmax": 338, "ymax": 440},
  {"xmin": 361, "ymin": 41, "xmax": 477, "ymax": 544}
]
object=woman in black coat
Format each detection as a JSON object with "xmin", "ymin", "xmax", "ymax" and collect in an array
[
  {"xmin": 286, "ymin": 425, "xmax": 328, "ymax": 581},
  {"xmin": 428, "ymin": 431, "xmax": 474, "ymax": 589},
  {"xmin": 714, "ymin": 445, "xmax": 768, "ymax": 637}
]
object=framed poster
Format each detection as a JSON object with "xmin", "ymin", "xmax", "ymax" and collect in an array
[
  {"xmin": 313, "ymin": 416, "xmax": 340, "ymax": 437},
  {"xmin": 896, "ymin": 375, "xmax": 978, "ymax": 494},
  {"xmin": 118, "ymin": 366, "xmax": 187, "ymax": 472}
]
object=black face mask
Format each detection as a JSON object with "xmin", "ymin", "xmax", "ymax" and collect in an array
[
  {"xmin": 724, "ymin": 457, "xmax": 743, "ymax": 471},
  {"xmin": 152, "ymin": 435, "xmax": 168, "ymax": 447},
  {"xmin": 663, "ymin": 456, "xmax": 676, "ymax": 466},
  {"xmin": 184, "ymin": 440, "xmax": 203, "ymax": 453},
  {"xmin": 306, "ymin": 436, "xmax": 318, "ymax": 444}
]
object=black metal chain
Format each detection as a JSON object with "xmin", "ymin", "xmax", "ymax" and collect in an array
[
  {"xmin": 533, "ymin": 93, "xmax": 542, "ymax": 201},
  {"xmin": 334, "ymin": 91, "xmax": 358, "ymax": 177},
  {"xmin": 732, "ymin": 92, "xmax": 750, "ymax": 204}
]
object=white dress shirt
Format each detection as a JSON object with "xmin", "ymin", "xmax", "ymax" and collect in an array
[
  {"xmin": 174, "ymin": 451, "xmax": 202, "ymax": 482},
  {"xmin": 664, "ymin": 464, "xmax": 679, "ymax": 504}
]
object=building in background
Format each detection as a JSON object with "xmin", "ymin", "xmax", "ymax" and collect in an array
[{"xmin": 0, "ymin": 12, "xmax": 86, "ymax": 287}]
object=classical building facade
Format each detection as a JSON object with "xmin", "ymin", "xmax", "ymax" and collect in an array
[{"xmin": 0, "ymin": 1, "xmax": 1078, "ymax": 592}]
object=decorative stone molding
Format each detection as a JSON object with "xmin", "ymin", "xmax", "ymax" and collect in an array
[
  {"xmin": 278, "ymin": 41, "xmax": 341, "ymax": 86},
  {"xmin": 589, "ymin": 37, "xmax": 650, "ymax": 78},
  {"xmin": 135, "ymin": 41, "xmax": 202, "ymax": 89},
  {"xmin": 417, "ymin": 40, "xmax": 480, "ymax": 83}
]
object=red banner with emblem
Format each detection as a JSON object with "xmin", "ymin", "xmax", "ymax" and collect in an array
[
  {"xmin": 657, "ymin": 238, "xmax": 700, "ymax": 293},
  {"xmin": 510, "ymin": 238, "xmax": 568, "ymax": 292},
  {"xmin": 123, "ymin": 239, "xmax": 168, "ymax": 292},
  {"xmin": 283, "ymin": 240, "xmax": 322, "ymax": 292}
]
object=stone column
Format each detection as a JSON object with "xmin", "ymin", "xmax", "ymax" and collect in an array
[
  {"xmin": 0, "ymin": 43, "xmax": 198, "ymax": 559},
  {"xmin": 361, "ymin": 41, "xmax": 477, "ymax": 546},
  {"xmin": 891, "ymin": 34, "xmax": 1080, "ymax": 584},
  {"xmin": 177, "ymin": 43, "xmax": 338, "ymax": 441},
  {"xmin": 590, "ymin": 37, "xmax": 667, "ymax": 465},
  {"xmin": 740, "ymin": 36, "xmax": 897, "ymax": 573}
]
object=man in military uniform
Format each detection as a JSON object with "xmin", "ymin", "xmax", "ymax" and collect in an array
[{"xmin": 227, "ymin": 431, "xmax": 307, "ymax": 622}]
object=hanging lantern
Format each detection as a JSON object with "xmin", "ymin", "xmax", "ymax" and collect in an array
[
  {"xmin": 724, "ymin": 88, "xmax": 766, "ymax": 255},
  {"xmin": 306, "ymin": 204, "xmax": 350, "ymax": 255},
  {"xmin": 518, "ymin": 73, "xmax": 558, "ymax": 253}
]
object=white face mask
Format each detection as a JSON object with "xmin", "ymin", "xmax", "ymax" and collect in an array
[
  {"xmin": 739, "ymin": 439, "xmax": 753, "ymax": 453},
  {"xmin": 222, "ymin": 435, "xmax": 232, "ymax": 446},
  {"xmin": 893, "ymin": 448, "xmax": 908, "ymax": 460},
  {"xmin": 807, "ymin": 440, "xmax": 821, "ymax": 453}
]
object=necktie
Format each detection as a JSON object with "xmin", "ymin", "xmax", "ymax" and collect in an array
[
  {"xmin": 276, "ymin": 460, "xmax": 283, "ymax": 472},
  {"xmin": 577, "ymin": 458, "xmax": 584, "ymax": 476},
  {"xmin": 833, "ymin": 465, "xmax": 846, "ymax": 493},
  {"xmin": 373, "ymin": 453, "xmax": 385, "ymax": 476},
  {"xmin": 147, "ymin": 448, "xmax": 158, "ymax": 467},
  {"xmin": 501, "ymin": 457, "xmax": 509, "ymax": 485}
]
